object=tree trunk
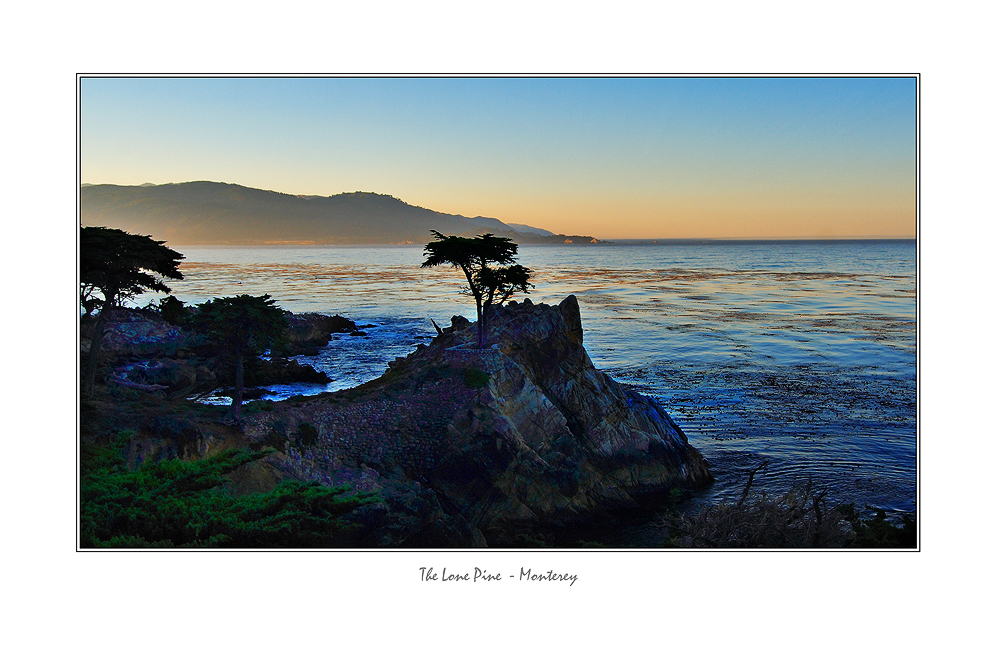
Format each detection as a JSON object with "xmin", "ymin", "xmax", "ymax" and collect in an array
[
  {"xmin": 460, "ymin": 263, "xmax": 487, "ymax": 349},
  {"xmin": 230, "ymin": 353, "xmax": 244, "ymax": 422},
  {"xmin": 476, "ymin": 299, "xmax": 485, "ymax": 349},
  {"xmin": 82, "ymin": 300, "xmax": 112, "ymax": 397}
]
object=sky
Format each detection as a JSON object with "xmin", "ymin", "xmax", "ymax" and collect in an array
[{"xmin": 80, "ymin": 76, "xmax": 916, "ymax": 239}]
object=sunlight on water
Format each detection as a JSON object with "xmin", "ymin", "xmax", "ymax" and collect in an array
[{"xmin": 133, "ymin": 240, "xmax": 916, "ymax": 513}]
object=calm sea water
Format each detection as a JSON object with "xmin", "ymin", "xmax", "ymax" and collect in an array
[{"xmin": 138, "ymin": 240, "xmax": 917, "ymax": 519}]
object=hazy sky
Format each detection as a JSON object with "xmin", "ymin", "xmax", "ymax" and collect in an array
[{"xmin": 80, "ymin": 76, "xmax": 916, "ymax": 239}]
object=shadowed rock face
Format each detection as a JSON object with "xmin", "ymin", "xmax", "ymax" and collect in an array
[
  {"xmin": 246, "ymin": 295, "xmax": 712, "ymax": 546},
  {"xmin": 423, "ymin": 296, "xmax": 713, "ymax": 534}
]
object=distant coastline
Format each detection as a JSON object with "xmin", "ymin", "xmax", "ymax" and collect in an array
[
  {"xmin": 79, "ymin": 181, "xmax": 602, "ymax": 246},
  {"xmin": 79, "ymin": 181, "xmax": 912, "ymax": 245},
  {"xmin": 164, "ymin": 238, "xmax": 917, "ymax": 248},
  {"xmin": 605, "ymin": 237, "xmax": 916, "ymax": 245}
]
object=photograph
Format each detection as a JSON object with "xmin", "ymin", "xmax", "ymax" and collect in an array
[{"xmin": 78, "ymin": 75, "xmax": 917, "ymax": 550}]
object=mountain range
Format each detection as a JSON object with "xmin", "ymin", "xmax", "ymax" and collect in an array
[{"xmin": 80, "ymin": 181, "xmax": 598, "ymax": 245}]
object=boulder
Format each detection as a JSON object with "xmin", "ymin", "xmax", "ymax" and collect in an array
[
  {"xmin": 284, "ymin": 313, "xmax": 358, "ymax": 355},
  {"xmin": 81, "ymin": 308, "xmax": 194, "ymax": 357},
  {"xmin": 243, "ymin": 357, "xmax": 332, "ymax": 386}
]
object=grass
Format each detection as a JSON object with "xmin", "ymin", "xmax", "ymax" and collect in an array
[
  {"xmin": 663, "ymin": 466, "xmax": 916, "ymax": 548},
  {"xmin": 665, "ymin": 483, "xmax": 855, "ymax": 548}
]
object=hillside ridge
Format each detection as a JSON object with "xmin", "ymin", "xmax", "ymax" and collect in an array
[{"xmin": 80, "ymin": 181, "xmax": 599, "ymax": 245}]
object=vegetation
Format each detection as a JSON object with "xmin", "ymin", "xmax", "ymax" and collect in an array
[
  {"xmin": 80, "ymin": 226, "xmax": 185, "ymax": 396},
  {"xmin": 421, "ymin": 230, "xmax": 533, "ymax": 348},
  {"xmin": 187, "ymin": 294, "xmax": 288, "ymax": 421},
  {"xmin": 80, "ymin": 431, "xmax": 376, "ymax": 548},
  {"xmin": 836, "ymin": 503, "xmax": 917, "ymax": 548},
  {"xmin": 665, "ymin": 484, "xmax": 855, "ymax": 548},
  {"xmin": 296, "ymin": 422, "xmax": 319, "ymax": 447},
  {"xmin": 154, "ymin": 295, "xmax": 189, "ymax": 325},
  {"xmin": 463, "ymin": 368, "xmax": 490, "ymax": 389},
  {"xmin": 663, "ymin": 468, "xmax": 917, "ymax": 548}
]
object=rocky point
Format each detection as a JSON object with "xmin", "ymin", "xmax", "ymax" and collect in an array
[{"xmin": 243, "ymin": 295, "xmax": 713, "ymax": 546}]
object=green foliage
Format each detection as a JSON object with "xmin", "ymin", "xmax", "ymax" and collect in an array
[
  {"xmin": 665, "ymin": 487, "xmax": 686, "ymax": 508},
  {"xmin": 187, "ymin": 294, "xmax": 289, "ymax": 418},
  {"xmin": 187, "ymin": 294, "xmax": 289, "ymax": 357},
  {"xmin": 421, "ymin": 231, "xmax": 533, "ymax": 348},
  {"xmin": 80, "ymin": 435, "xmax": 376, "ymax": 548},
  {"xmin": 463, "ymin": 368, "xmax": 490, "ymax": 389},
  {"xmin": 512, "ymin": 532, "xmax": 551, "ymax": 548},
  {"xmin": 296, "ymin": 422, "xmax": 319, "ymax": 447},
  {"xmin": 837, "ymin": 503, "xmax": 917, "ymax": 548},
  {"xmin": 263, "ymin": 425, "xmax": 287, "ymax": 452},
  {"xmin": 243, "ymin": 399, "xmax": 276, "ymax": 414},
  {"xmin": 156, "ymin": 295, "xmax": 189, "ymax": 325}
]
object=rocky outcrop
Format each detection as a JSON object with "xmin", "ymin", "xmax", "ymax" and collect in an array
[
  {"xmin": 83, "ymin": 308, "xmax": 358, "ymax": 358},
  {"xmin": 284, "ymin": 313, "xmax": 358, "ymax": 355},
  {"xmin": 83, "ymin": 308, "xmax": 334, "ymax": 395},
  {"xmin": 245, "ymin": 295, "xmax": 712, "ymax": 546},
  {"xmin": 81, "ymin": 309, "xmax": 192, "ymax": 357}
]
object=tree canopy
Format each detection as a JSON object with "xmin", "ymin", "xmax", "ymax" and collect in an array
[
  {"xmin": 421, "ymin": 231, "xmax": 532, "ymax": 348},
  {"xmin": 80, "ymin": 226, "xmax": 185, "ymax": 395},
  {"xmin": 188, "ymin": 294, "xmax": 289, "ymax": 420},
  {"xmin": 80, "ymin": 226, "xmax": 185, "ymax": 313}
]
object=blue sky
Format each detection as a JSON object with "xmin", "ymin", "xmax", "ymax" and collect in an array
[{"xmin": 81, "ymin": 76, "xmax": 916, "ymax": 238}]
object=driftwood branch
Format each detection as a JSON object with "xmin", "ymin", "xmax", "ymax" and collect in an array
[
  {"xmin": 107, "ymin": 373, "xmax": 168, "ymax": 393},
  {"xmin": 737, "ymin": 461, "xmax": 769, "ymax": 510}
]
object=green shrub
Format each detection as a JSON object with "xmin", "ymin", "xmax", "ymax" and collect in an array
[
  {"xmin": 464, "ymin": 368, "xmax": 490, "ymax": 389},
  {"xmin": 244, "ymin": 400, "xmax": 276, "ymax": 414},
  {"xmin": 263, "ymin": 425, "xmax": 287, "ymax": 452},
  {"xmin": 296, "ymin": 422, "xmax": 319, "ymax": 447},
  {"xmin": 80, "ymin": 436, "xmax": 375, "ymax": 548},
  {"xmin": 156, "ymin": 295, "xmax": 189, "ymax": 326},
  {"xmin": 837, "ymin": 504, "xmax": 917, "ymax": 548}
]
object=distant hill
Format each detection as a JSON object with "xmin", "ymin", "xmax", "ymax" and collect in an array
[
  {"xmin": 506, "ymin": 223, "xmax": 554, "ymax": 237},
  {"xmin": 79, "ymin": 181, "xmax": 596, "ymax": 246}
]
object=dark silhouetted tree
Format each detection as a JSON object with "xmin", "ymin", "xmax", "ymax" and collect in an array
[
  {"xmin": 155, "ymin": 295, "xmax": 189, "ymax": 326},
  {"xmin": 80, "ymin": 226, "xmax": 184, "ymax": 396},
  {"xmin": 188, "ymin": 294, "xmax": 288, "ymax": 422},
  {"xmin": 421, "ymin": 231, "xmax": 532, "ymax": 348}
]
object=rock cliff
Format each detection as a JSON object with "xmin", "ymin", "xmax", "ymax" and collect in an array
[
  {"xmin": 244, "ymin": 295, "xmax": 712, "ymax": 546},
  {"xmin": 80, "ymin": 308, "xmax": 342, "ymax": 399}
]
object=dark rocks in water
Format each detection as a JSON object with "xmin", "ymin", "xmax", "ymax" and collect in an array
[
  {"xmin": 243, "ymin": 357, "xmax": 332, "ymax": 386},
  {"xmin": 87, "ymin": 308, "xmax": 336, "ymax": 394},
  {"xmin": 112, "ymin": 355, "xmax": 332, "ymax": 396},
  {"xmin": 284, "ymin": 312, "xmax": 358, "ymax": 355},
  {"xmin": 244, "ymin": 294, "xmax": 712, "ymax": 547},
  {"xmin": 220, "ymin": 386, "xmax": 268, "ymax": 401}
]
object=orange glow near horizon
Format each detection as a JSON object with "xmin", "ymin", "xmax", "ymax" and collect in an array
[{"xmin": 81, "ymin": 77, "xmax": 917, "ymax": 240}]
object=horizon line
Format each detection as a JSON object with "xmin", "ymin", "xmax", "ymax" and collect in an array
[{"xmin": 80, "ymin": 180, "xmax": 917, "ymax": 241}]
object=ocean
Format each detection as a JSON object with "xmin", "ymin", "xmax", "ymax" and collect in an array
[{"xmin": 137, "ymin": 240, "xmax": 917, "ymax": 518}]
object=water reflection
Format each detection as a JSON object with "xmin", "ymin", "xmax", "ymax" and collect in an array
[{"xmin": 134, "ymin": 241, "xmax": 915, "ymax": 514}]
